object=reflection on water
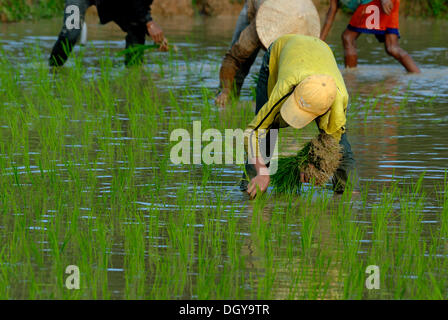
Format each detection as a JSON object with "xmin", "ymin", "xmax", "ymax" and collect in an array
[{"xmin": 0, "ymin": 14, "xmax": 447, "ymax": 299}]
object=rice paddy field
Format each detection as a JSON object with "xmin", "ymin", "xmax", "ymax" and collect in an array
[{"xmin": 0, "ymin": 15, "xmax": 447, "ymax": 300}]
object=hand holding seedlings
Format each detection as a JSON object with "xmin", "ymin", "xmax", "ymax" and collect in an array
[
  {"xmin": 146, "ymin": 21, "xmax": 169, "ymax": 52},
  {"xmin": 247, "ymin": 174, "xmax": 270, "ymax": 199},
  {"xmin": 158, "ymin": 37, "xmax": 170, "ymax": 52},
  {"xmin": 147, "ymin": 21, "xmax": 165, "ymax": 44},
  {"xmin": 246, "ymin": 158, "xmax": 270, "ymax": 199},
  {"xmin": 215, "ymin": 89, "xmax": 231, "ymax": 107}
]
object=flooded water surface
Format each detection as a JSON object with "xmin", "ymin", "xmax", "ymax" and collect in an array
[{"xmin": 0, "ymin": 14, "xmax": 447, "ymax": 299}]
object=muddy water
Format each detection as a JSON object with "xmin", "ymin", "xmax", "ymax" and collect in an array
[{"xmin": 1, "ymin": 14, "xmax": 448, "ymax": 298}]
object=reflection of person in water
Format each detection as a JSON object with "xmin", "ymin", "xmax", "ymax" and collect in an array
[
  {"xmin": 357, "ymin": 80, "xmax": 400, "ymax": 182},
  {"xmin": 341, "ymin": 73, "xmax": 401, "ymax": 182},
  {"xmin": 320, "ymin": 0, "xmax": 420, "ymax": 73},
  {"xmin": 49, "ymin": 0, "xmax": 167, "ymax": 67},
  {"xmin": 242, "ymin": 195, "xmax": 344, "ymax": 299}
]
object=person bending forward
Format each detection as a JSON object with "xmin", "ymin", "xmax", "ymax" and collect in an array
[{"xmin": 243, "ymin": 34, "xmax": 357, "ymax": 198}]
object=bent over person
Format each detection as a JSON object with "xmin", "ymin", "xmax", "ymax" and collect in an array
[
  {"xmin": 242, "ymin": 34, "xmax": 357, "ymax": 198},
  {"xmin": 49, "ymin": 0, "xmax": 166, "ymax": 67},
  {"xmin": 215, "ymin": 0, "xmax": 321, "ymax": 106}
]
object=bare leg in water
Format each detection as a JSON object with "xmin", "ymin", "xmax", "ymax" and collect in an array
[
  {"xmin": 341, "ymin": 28, "xmax": 420, "ymax": 73},
  {"xmin": 341, "ymin": 28, "xmax": 361, "ymax": 69},
  {"xmin": 384, "ymin": 33, "xmax": 421, "ymax": 73}
]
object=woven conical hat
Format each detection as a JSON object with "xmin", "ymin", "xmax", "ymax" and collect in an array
[{"xmin": 256, "ymin": 0, "xmax": 321, "ymax": 49}]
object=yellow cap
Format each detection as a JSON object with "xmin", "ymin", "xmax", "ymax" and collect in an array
[{"xmin": 280, "ymin": 74, "xmax": 337, "ymax": 129}]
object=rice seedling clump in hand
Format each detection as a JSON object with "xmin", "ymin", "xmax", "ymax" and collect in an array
[{"xmin": 271, "ymin": 132, "xmax": 342, "ymax": 193}]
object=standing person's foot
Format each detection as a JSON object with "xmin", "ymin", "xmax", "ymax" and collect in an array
[{"xmin": 406, "ymin": 65, "xmax": 421, "ymax": 74}]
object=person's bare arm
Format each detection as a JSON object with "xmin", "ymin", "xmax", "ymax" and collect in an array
[
  {"xmin": 320, "ymin": 0, "xmax": 339, "ymax": 41},
  {"xmin": 380, "ymin": 0, "xmax": 394, "ymax": 15}
]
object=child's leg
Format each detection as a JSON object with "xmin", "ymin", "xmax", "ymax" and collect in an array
[
  {"xmin": 384, "ymin": 33, "xmax": 421, "ymax": 73},
  {"xmin": 341, "ymin": 28, "xmax": 360, "ymax": 68}
]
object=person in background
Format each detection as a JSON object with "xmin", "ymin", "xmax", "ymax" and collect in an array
[
  {"xmin": 215, "ymin": 0, "xmax": 321, "ymax": 106},
  {"xmin": 242, "ymin": 34, "xmax": 357, "ymax": 198},
  {"xmin": 215, "ymin": 0, "xmax": 265, "ymax": 107},
  {"xmin": 49, "ymin": 0, "xmax": 167, "ymax": 67},
  {"xmin": 320, "ymin": 0, "xmax": 420, "ymax": 73}
]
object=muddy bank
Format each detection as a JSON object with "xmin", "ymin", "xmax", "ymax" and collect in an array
[
  {"xmin": 0, "ymin": 0, "xmax": 243, "ymax": 22},
  {"xmin": 154, "ymin": 0, "xmax": 319, "ymax": 16},
  {"xmin": 1, "ymin": 0, "xmax": 447, "ymax": 22},
  {"xmin": 161, "ymin": 0, "xmax": 447, "ymax": 17},
  {"xmin": 0, "ymin": 0, "xmax": 371, "ymax": 22},
  {"xmin": 105, "ymin": 0, "xmax": 244, "ymax": 17}
]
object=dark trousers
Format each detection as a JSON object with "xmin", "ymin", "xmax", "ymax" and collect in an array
[
  {"xmin": 114, "ymin": 19, "xmax": 147, "ymax": 66},
  {"xmin": 49, "ymin": 0, "xmax": 147, "ymax": 67},
  {"xmin": 246, "ymin": 46, "xmax": 358, "ymax": 193},
  {"xmin": 49, "ymin": 0, "xmax": 91, "ymax": 66}
]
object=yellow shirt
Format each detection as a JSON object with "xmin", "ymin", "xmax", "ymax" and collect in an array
[{"xmin": 245, "ymin": 34, "xmax": 348, "ymax": 159}]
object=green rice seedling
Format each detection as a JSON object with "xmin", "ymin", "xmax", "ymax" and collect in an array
[
  {"xmin": 271, "ymin": 133, "xmax": 342, "ymax": 193},
  {"xmin": 398, "ymin": 82, "xmax": 412, "ymax": 111},
  {"xmin": 124, "ymin": 214, "xmax": 146, "ymax": 299},
  {"xmin": 1, "ymin": 36, "xmax": 447, "ymax": 300}
]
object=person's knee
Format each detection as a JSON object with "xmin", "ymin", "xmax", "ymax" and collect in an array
[
  {"xmin": 385, "ymin": 43, "xmax": 402, "ymax": 58},
  {"xmin": 68, "ymin": 30, "xmax": 82, "ymax": 43},
  {"xmin": 61, "ymin": 28, "xmax": 82, "ymax": 44},
  {"xmin": 341, "ymin": 30, "xmax": 356, "ymax": 48}
]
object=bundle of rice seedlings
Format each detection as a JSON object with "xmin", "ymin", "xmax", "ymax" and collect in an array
[{"xmin": 271, "ymin": 132, "xmax": 342, "ymax": 193}]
